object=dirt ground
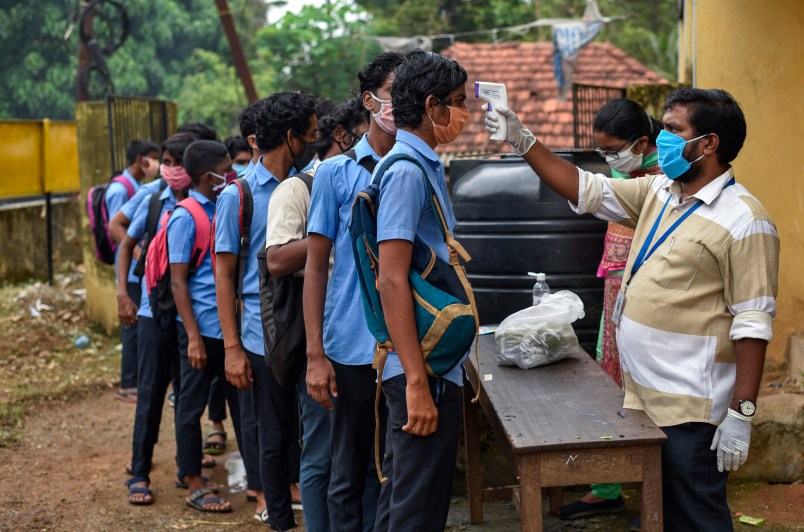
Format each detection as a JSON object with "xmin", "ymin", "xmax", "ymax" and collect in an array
[{"xmin": 0, "ymin": 272, "xmax": 801, "ymax": 531}]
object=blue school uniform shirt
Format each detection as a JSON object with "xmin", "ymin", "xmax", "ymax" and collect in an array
[
  {"xmin": 214, "ymin": 158, "xmax": 280, "ymax": 355},
  {"xmin": 120, "ymin": 178, "xmax": 164, "ymax": 284},
  {"xmin": 308, "ymin": 135, "xmax": 380, "ymax": 366},
  {"xmin": 128, "ymin": 185, "xmax": 179, "ymax": 319},
  {"xmin": 375, "ymin": 130, "xmax": 465, "ymax": 387},
  {"xmin": 105, "ymin": 169, "xmax": 139, "ymax": 283},
  {"xmin": 167, "ymin": 190, "xmax": 221, "ymax": 339}
]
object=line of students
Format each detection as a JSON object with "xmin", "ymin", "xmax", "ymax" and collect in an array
[{"xmin": 110, "ymin": 49, "xmax": 474, "ymax": 531}]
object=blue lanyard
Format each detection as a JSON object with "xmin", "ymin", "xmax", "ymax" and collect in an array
[{"xmin": 628, "ymin": 177, "xmax": 735, "ymax": 283}]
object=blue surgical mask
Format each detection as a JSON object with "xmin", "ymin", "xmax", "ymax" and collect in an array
[
  {"xmin": 232, "ymin": 163, "xmax": 248, "ymax": 177},
  {"xmin": 656, "ymin": 130, "xmax": 708, "ymax": 180}
]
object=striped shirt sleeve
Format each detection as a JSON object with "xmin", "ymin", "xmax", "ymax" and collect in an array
[
  {"xmin": 725, "ymin": 215, "xmax": 780, "ymax": 341},
  {"xmin": 571, "ymin": 168, "xmax": 657, "ymax": 229}
]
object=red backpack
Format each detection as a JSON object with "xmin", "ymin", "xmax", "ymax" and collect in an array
[
  {"xmin": 145, "ymin": 197, "xmax": 211, "ymax": 327},
  {"xmin": 86, "ymin": 175, "xmax": 136, "ymax": 264}
]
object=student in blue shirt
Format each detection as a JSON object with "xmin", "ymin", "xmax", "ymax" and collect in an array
[
  {"xmin": 304, "ymin": 51, "xmax": 406, "ymax": 532},
  {"xmin": 170, "ymin": 140, "xmax": 237, "ymax": 513},
  {"xmin": 215, "ymin": 92, "xmax": 317, "ymax": 531},
  {"xmin": 265, "ymin": 96, "xmax": 369, "ymax": 532},
  {"xmin": 372, "ymin": 50, "xmax": 471, "ymax": 532},
  {"xmin": 107, "ymin": 140, "xmax": 159, "ymax": 403},
  {"xmin": 225, "ymin": 135, "xmax": 253, "ymax": 177},
  {"xmin": 118, "ymin": 133, "xmax": 194, "ymax": 506}
]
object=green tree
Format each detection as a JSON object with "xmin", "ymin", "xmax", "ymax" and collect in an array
[{"xmin": 254, "ymin": 2, "xmax": 383, "ymax": 101}]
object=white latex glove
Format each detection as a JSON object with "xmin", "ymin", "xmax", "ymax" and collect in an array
[
  {"xmin": 484, "ymin": 104, "xmax": 536, "ymax": 156},
  {"xmin": 710, "ymin": 408, "xmax": 752, "ymax": 472}
]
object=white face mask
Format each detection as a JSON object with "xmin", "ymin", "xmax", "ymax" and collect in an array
[{"xmin": 605, "ymin": 139, "xmax": 643, "ymax": 174}]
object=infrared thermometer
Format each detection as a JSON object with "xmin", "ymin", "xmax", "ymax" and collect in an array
[{"xmin": 475, "ymin": 81, "xmax": 508, "ymax": 141}]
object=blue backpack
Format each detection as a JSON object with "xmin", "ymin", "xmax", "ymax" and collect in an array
[{"xmin": 350, "ymin": 152, "xmax": 480, "ymax": 383}]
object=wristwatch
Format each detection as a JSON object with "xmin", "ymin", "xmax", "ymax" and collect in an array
[{"xmin": 733, "ymin": 399, "xmax": 756, "ymax": 417}]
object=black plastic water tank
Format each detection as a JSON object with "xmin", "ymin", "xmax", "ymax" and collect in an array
[{"xmin": 450, "ymin": 150, "xmax": 610, "ymax": 355}]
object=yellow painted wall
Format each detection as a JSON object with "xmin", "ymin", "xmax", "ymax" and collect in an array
[
  {"xmin": 683, "ymin": 0, "xmax": 804, "ymax": 368},
  {"xmin": 0, "ymin": 120, "xmax": 79, "ymax": 198}
]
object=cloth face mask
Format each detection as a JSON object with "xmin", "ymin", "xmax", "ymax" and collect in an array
[
  {"xmin": 161, "ymin": 163, "xmax": 192, "ymax": 190},
  {"xmin": 370, "ymin": 93, "xmax": 398, "ymax": 135},
  {"xmin": 429, "ymin": 104, "xmax": 470, "ymax": 145}
]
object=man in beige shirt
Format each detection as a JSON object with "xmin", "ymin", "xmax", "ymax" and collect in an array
[{"xmin": 486, "ymin": 87, "xmax": 779, "ymax": 531}]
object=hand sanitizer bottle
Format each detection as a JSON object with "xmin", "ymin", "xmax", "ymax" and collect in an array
[{"xmin": 528, "ymin": 272, "xmax": 550, "ymax": 305}]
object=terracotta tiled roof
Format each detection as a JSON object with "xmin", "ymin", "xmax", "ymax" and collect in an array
[{"xmin": 438, "ymin": 41, "xmax": 667, "ymax": 156}]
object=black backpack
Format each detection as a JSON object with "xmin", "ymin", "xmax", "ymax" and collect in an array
[
  {"xmin": 132, "ymin": 188, "xmax": 168, "ymax": 279},
  {"xmin": 259, "ymin": 151, "xmax": 376, "ymax": 388}
]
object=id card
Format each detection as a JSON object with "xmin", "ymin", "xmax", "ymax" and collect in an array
[{"xmin": 611, "ymin": 290, "xmax": 625, "ymax": 328}]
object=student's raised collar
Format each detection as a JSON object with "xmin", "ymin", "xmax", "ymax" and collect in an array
[
  {"xmin": 396, "ymin": 130, "xmax": 439, "ymax": 164},
  {"xmin": 122, "ymin": 168, "xmax": 136, "ymax": 182},
  {"xmin": 255, "ymin": 155, "xmax": 281, "ymax": 185},
  {"xmin": 355, "ymin": 133, "xmax": 380, "ymax": 162},
  {"xmin": 159, "ymin": 185, "xmax": 178, "ymax": 201},
  {"xmin": 667, "ymin": 166, "xmax": 734, "ymax": 205},
  {"xmin": 188, "ymin": 188, "xmax": 212, "ymax": 205}
]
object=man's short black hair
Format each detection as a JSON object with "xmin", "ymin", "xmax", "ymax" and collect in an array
[
  {"xmin": 184, "ymin": 140, "xmax": 230, "ymax": 186},
  {"xmin": 224, "ymin": 136, "xmax": 252, "ymax": 159},
  {"xmin": 161, "ymin": 133, "xmax": 196, "ymax": 166},
  {"xmin": 238, "ymin": 99, "xmax": 265, "ymax": 138},
  {"xmin": 254, "ymin": 92, "xmax": 318, "ymax": 152},
  {"xmin": 126, "ymin": 139, "xmax": 159, "ymax": 166},
  {"xmin": 663, "ymin": 88, "xmax": 746, "ymax": 164},
  {"xmin": 358, "ymin": 51, "xmax": 406, "ymax": 95},
  {"xmin": 313, "ymin": 97, "xmax": 369, "ymax": 159},
  {"xmin": 391, "ymin": 50, "xmax": 467, "ymax": 129},
  {"xmin": 177, "ymin": 120, "xmax": 219, "ymax": 141}
]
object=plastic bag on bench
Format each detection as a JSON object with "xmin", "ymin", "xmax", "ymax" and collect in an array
[{"xmin": 495, "ymin": 291, "xmax": 585, "ymax": 369}]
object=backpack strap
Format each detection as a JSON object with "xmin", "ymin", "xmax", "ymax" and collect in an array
[
  {"xmin": 175, "ymin": 197, "xmax": 211, "ymax": 273},
  {"xmin": 111, "ymin": 175, "xmax": 136, "ymax": 199},
  {"xmin": 293, "ymin": 171, "xmax": 315, "ymax": 194},
  {"xmin": 145, "ymin": 190, "xmax": 165, "ymax": 246},
  {"xmin": 344, "ymin": 148, "xmax": 378, "ymax": 175},
  {"xmin": 232, "ymin": 178, "xmax": 254, "ymax": 313}
]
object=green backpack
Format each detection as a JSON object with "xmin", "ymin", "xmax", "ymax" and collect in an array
[{"xmin": 350, "ymin": 153, "xmax": 479, "ymax": 378}]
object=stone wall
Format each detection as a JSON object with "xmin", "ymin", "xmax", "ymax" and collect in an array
[{"xmin": 0, "ymin": 196, "xmax": 83, "ymax": 282}]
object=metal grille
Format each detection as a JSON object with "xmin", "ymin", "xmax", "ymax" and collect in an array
[
  {"xmin": 107, "ymin": 96, "xmax": 177, "ymax": 174},
  {"xmin": 572, "ymin": 84, "xmax": 626, "ymax": 149}
]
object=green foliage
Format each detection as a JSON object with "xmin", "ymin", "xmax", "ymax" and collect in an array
[
  {"xmin": 2, "ymin": 0, "xmax": 678, "ymax": 131},
  {"xmin": 254, "ymin": 2, "xmax": 383, "ymax": 102}
]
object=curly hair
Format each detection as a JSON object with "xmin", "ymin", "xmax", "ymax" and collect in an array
[
  {"xmin": 358, "ymin": 51, "xmax": 406, "ymax": 95},
  {"xmin": 391, "ymin": 50, "xmax": 467, "ymax": 129},
  {"xmin": 313, "ymin": 97, "xmax": 369, "ymax": 159},
  {"xmin": 254, "ymin": 92, "xmax": 318, "ymax": 152}
]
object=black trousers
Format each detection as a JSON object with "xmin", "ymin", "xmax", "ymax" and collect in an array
[
  {"xmin": 207, "ymin": 372, "xmax": 227, "ymax": 422},
  {"xmin": 245, "ymin": 349, "xmax": 300, "ymax": 530},
  {"xmin": 130, "ymin": 316, "xmax": 179, "ymax": 480},
  {"xmin": 662, "ymin": 422, "xmax": 732, "ymax": 531},
  {"xmin": 175, "ymin": 325, "xmax": 239, "ymax": 479},
  {"xmin": 237, "ymin": 385, "xmax": 262, "ymax": 491},
  {"xmin": 119, "ymin": 281, "xmax": 141, "ymax": 389},
  {"xmin": 374, "ymin": 374, "xmax": 461, "ymax": 532},
  {"xmin": 328, "ymin": 360, "xmax": 386, "ymax": 532}
]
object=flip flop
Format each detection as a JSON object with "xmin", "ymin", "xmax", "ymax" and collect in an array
[
  {"xmin": 185, "ymin": 487, "xmax": 232, "ymax": 513},
  {"xmin": 203, "ymin": 430, "xmax": 227, "ymax": 455},
  {"xmin": 125, "ymin": 476, "xmax": 153, "ymax": 505},
  {"xmin": 114, "ymin": 388, "xmax": 138, "ymax": 404},
  {"xmin": 175, "ymin": 475, "xmax": 219, "ymax": 492},
  {"xmin": 201, "ymin": 455, "xmax": 217, "ymax": 468}
]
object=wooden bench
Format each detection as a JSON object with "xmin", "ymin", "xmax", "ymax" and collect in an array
[{"xmin": 463, "ymin": 334, "xmax": 667, "ymax": 531}]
